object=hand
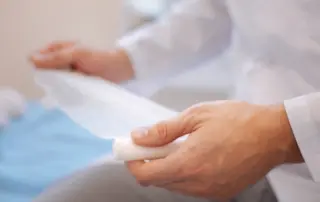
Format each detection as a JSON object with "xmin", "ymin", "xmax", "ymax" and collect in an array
[
  {"xmin": 127, "ymin": 101, "xmax": 303, "ymax": 200},
  {"xmin": 30, "ymin": 41, "xmax": 134, "ymax": 83}
]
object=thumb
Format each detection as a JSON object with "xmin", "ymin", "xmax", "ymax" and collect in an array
[{"xmin": 131, "ymin": 116, "xmax": 194, "ymax": 147}]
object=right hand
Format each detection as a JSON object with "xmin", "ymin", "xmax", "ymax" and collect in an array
[{"xmin": 30, "ymin": 41, "xmax": 134, "ymax": 83}]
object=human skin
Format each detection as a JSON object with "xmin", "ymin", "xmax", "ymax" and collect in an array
[
  {"xmin": 127, "ymin": 101, "xmax": 303, "ymax": 201},
  {"xmin": 31, "ymin": 41, "xmax": 134, "ymax": 83},
  {"xmin": 31, "ymin": 41, "xmax": 303, "ymax": 201}
]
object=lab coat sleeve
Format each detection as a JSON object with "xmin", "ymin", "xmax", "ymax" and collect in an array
[
  {"xmin": 117, "ymin": 0, "xmax": 232, "ymax": 89},
  {"xmin": 284, "ymin": 92, "xmax": 320, "ymax": 182}
]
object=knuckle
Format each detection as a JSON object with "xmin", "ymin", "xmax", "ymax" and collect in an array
[
  {"xmin": 187, "ymin": 105, "xmax": 203, "ymax": 115},
  {"xmin": 181, "ymin": 104, "xmax": 211, "ymax": 129},
  {"xmin": 213, "ymin": 100, "xmax": 229, "ymax": 105},
  {"xmin": 185, "ymin": 102, "xmax": 211, "ymax": 116},
  {"xmin": 155, "ymin": 121, "xmax": 169, "ymax": 141}
]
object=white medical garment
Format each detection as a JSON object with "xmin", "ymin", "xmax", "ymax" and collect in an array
[{"xmin": 118, "ymin": 0, "xmax": 320, "ymax": 201}]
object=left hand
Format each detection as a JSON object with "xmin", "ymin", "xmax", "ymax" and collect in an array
[{"xmin": 126, "ymin": 101, "xmax": 303, "ymax": 200}]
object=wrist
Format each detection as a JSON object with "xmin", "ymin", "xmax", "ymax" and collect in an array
[
  {"xmin": 268, "ymin": 104, "xmax": 303, "ymax": 164},
  {"xmin": 103, "ymin": 49, "xmax": 135, "ymax": 82}
]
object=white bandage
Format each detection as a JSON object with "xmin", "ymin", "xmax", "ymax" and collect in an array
[
  {"xmin": 112, "ymin": 138, "xmax": 183, "ymax": 161},
  {"xmin": 0, "ymin": 88, "xmax": 26, "ymax": 128},
  {"xmin": 0, "ymin": 113, "xmax": 9, "ymax": 128}
]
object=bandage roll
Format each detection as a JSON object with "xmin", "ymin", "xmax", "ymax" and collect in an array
[{"xmin": 112, "ymin": 138, "xmax": 183, "ymax": 161}]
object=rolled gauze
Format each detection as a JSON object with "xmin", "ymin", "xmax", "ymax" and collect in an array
[{"xmin": 112, "ymin": 138, "xmax": 183, "ymax": 161}]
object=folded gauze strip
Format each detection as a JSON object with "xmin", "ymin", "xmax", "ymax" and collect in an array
[{"xmin": 113, "ymin": 138, "xmax": 184, "ymax": 161}]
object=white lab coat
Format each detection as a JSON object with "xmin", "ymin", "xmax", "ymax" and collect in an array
[{"xmin": 118, "ymin": 0, "xmax": 320, "ymax": 201}]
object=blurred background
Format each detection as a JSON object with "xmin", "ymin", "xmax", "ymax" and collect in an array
[
  {"xmin": 0, "ymin": 0, "xmax": 232, "ymax": 110},
  {"xmin": 124, "ymin": 0, "xmax": 233, "ymax": 111}
]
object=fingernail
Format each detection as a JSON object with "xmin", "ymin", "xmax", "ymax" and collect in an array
[{"xmin": 132, "ymin": 127, "xmax": 149, "ymax": 138}]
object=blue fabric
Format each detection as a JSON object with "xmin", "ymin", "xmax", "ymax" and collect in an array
[{"xmin": 0, "ymin": 102, "xmax": 113, "ymax": 202}]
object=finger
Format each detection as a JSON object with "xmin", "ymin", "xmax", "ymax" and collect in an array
[
  {"xmin": 131, "ymin": 114, "xmax": 196, "ymax": 147},
  {"xmin": 31, "ymin": 46, "xmax": 76, "ymax": 68},
  {"xmin": 39, "ymin": 41, "xmax": 77, "ymax": 54},
  {"xmin": 126, "ymin": 157, "xmax": 182, "ymax": 185}
]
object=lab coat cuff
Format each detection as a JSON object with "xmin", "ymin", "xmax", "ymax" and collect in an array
[
  {"xmin": 116, "ymin": 35, "xmax": 150, "ymax": 81},
  {"xmin": 284, "ymin": 95, "xmax": 320, "ymax": 182},
  {"xmin": 115, "ymin": 37, "xmax": 164, "ymax": 97}
]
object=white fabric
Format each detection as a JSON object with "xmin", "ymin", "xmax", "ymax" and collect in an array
[
  {"xmin": 33, "ymin": 71, "xmax": 213, "ymax": 202},
  {"xmin": 35, "ymin": 70, "xmax": 176, "ymax": 139},
  {"xmin": 0, "ymin": 89, "xmax": 26, "ymax": 128},
  {"xmin": 113, "ymin": 137, "xmax": 183, "ymax": 161},
  {"xmin": 117, "ymin": 0, "xmax": 320, "ymax": 201},
  {"xmin": 118, "ymin": 0, "xmax": 232, "ymax": 96},
  {"xmin": 32, "ymin": 69, "xmax": 277, "ymax": 202}
]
